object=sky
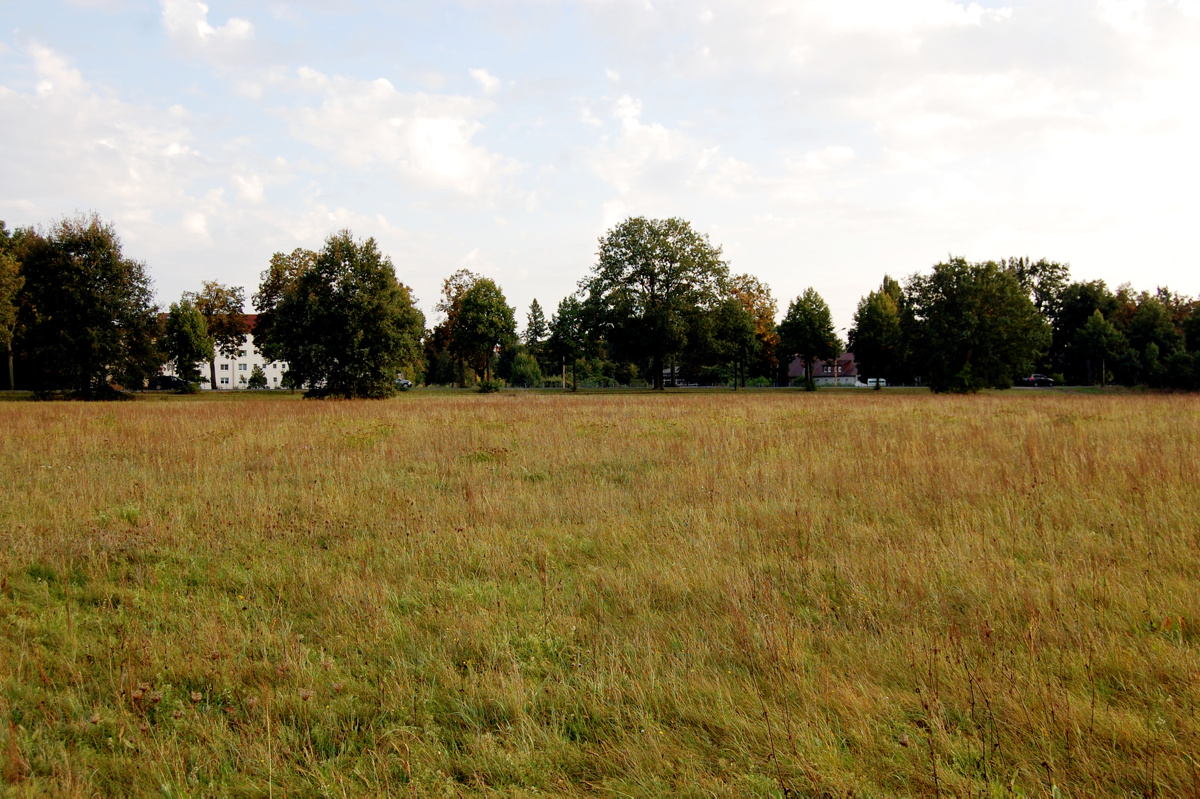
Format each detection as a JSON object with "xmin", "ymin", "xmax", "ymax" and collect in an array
[{"xmin": 2, "ymin": 0, "xmax": 1199, "ymax": 332}]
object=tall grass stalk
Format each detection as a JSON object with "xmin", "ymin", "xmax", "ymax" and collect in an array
[{"xmin": 0, "ymin": 390, "xmax": 1198, "ymax": 795}]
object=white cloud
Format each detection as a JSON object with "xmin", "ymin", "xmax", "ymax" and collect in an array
[
  {"xmin": 584, "ymin": 94, "xmax": 754, "ymax": 199},
  {"xmin": 469, "ymin": 68, "xmax": 501, "ymax": 94},
  {"xmin": 160, "ymin": 0, "xmax": 254, "ymax": 57},
  {"xmin": 233, "ymin": 173, "xmax": 265, "ymax": 203},
  {"xmin": 282, "ymin": 68, "xmax": 520, "ymax": 199}
]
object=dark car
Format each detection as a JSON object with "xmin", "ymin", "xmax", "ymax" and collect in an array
[
  {"xmin": 148, "ymin": 375, "xmax": 188, "ymax": 391},
  {"xmin": 1017, "ymin": 374, "xmax": 1055, "ymax": 388}
]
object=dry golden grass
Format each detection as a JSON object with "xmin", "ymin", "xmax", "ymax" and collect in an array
[{"xmin": 1, "ymin": 388, "xmax": 1199, "ymax": 796}]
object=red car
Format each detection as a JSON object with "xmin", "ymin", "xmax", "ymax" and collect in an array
[{"xmin": 1017, "ymin": 374, "xmax": 1055, "ymax": 387}]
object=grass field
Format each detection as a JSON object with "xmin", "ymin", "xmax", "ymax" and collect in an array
[{"xmin": 1, "ymin": 388, "xmax": 1198, "ymax": 796}]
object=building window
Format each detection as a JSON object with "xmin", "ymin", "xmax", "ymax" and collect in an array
[
  {"xmin": 220, "ymin": 363, "xmax": 229, "ymax": 371},
  {"xmin": 220, "ymin": 377, "xmax": 230, "ymax": 385},
  {"xmin": 239, "ymin": 375, "xmax": 247, "ymax": 384},
  {"xmin": 239, "ymin": 363, "xmax": 248, "ymax": 371},
  {"xmin": 238, "ymin": 350, "xmax": 247, "ymax": 357}
]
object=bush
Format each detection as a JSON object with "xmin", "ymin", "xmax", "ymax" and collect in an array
[
  {"xmin": 478, "ymin": 379, "xmax": 502, "ymax": 393},
  {"xmin": 509, "ymin": 352, "xmax": 543, "ymax": 388},
  {"xmin": 746, "ymin": 376, "xmax": 771, "ymax": 388}
]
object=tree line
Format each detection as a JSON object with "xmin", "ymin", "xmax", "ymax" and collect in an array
[{"xmin": 2, "ymin": 213, "xmax": 1198, "ymax": 398}]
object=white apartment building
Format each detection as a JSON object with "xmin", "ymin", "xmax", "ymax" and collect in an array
[{"xmin": 163, "ymin": 315, "xmax": 290, "ymax": 389}]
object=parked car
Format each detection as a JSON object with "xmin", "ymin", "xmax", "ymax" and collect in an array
[
  {"xmin": 856, "ymin": 378, "xmax": 887, "ymax": 388},
  {"xmin": 395, "ymin": 375, "xmax": 414, "ymax": 390},
  {"xmin": 148, "ymin": 375, "xmax": 187, "ymax": 391},
  {"xmin": 1017, "ymin": 374, "xmax": 1055, "ymax": 387}
]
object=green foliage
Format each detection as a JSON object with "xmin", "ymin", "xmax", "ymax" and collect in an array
[
  {"xmin": 728, "ymin": 273, "xmax": 780, "ymax": 380},
  {"xmin": 184, "ymin": 281, "xmax": 248, "ymax": 391},
  {"xmin": 0, "ymin": 222, "xmax": 23, "ymax": 351},
  {"xmin": 1128, "ymin": 297, "xmax": 1183, "ymax": 359},
  {"xmin": 254, "ymin": 230, "xmax": 425, "ymax": 398},
  {"xmin": 906, "ymin": 257, "xmax": 1050, "ymax": 393},
  {"xmin": 247, "ymin": 364, "xmax": 268, "ymax": 389},
  {"xmin": 451, "ymin": 278, "xmax": 517, "ymax": 381},
  {"xmin": 1052, "ymin": 281, "xmax": 1120, "ymax": 384},
  {"xmin": 1073, "ymin": 310, "xmax": 1125, "ymax": 386},
  {"xmin": 509, "ymin": 351, "xmax": 543, "ymax": 388},
  {"xmin": 162, "ymin": 300, "xmax": 214, "ymax": 386},
  {"xmin": 849, "ymin": 277, "xmax": 903, "ymax": 385},
  {"xmin": 583, "ymin": 216, "xmax": 728, "ymax": 389},
  {"xmin": 0, "ymin": 221, "xmax": 24, "ymax": 391},
  {"xmin": 710, "ymin": 296, "xmax": 758, "ymax": 389},
  {"xmin": 14, "ymin": 213, "xmax": 163, "ymax": 397},
  {"xmin": 524, "ymin": 299, "xmax": 548, "ymax": 349},
  {"xmin": 477, "ymin": 378, "xmax": 502, "ymax": 393},
  {"xmin": 1184, "ymin": 307, "xmax": 1200, "ymax": 354},
  {"xmin": 778, "ymin": 287, "xmax": 840, "ymax": 385},
  {"xmin": 547, "ymin": 296, "xmax": 589, "ymax": 391},
  {"xmin": 1006, "ymin": 256, "xmax": 1070, "ymax": 319}
]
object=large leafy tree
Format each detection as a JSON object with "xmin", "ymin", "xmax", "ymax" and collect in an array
[
  {"xmin": 906, "ymin": 257, "xmax": 1050, "ymax": 393},
  {"xmin": 0, "ymin": 222, "xmax": 24, "ymax": 391},
  {"xmin": 254, "ymin": 230, "xmax": 425, "ymax": 398},
  {"xmin": 778, "ymin": 287, "xmax": 840, "ymax": 387},
  {"xmin": 1073, "ymin": 310, "xmax": 1125, "ymax": 387},
  {"xmin": 1051, "ymin": 281, "xmax": 1119, "ymax": 383},
  {"xmin": 14, "ymin": 213, "xmax": 163, "ymax": 397},
  {"xmin": 728, "ymin": 273, "xmax": 779, "ymax": 380},
  {"xmin": 450, "ymin": 277, "xmax": 516, "ymax": 382},
  {"xmin": 162, "ymin": 300, "xmax": 214, "ymax": 387},
  {"xmin": 849, "ymin": 277, "xmax": 903, "ymax": 387},
  {"xmin": 547, "ymin": 295, "xmax": 589, "ymax": 391},
  {"xmin": 582, "ymin": 216, "xmax": 728, "ymax": 390},
  {"xmin": 711, "ymin": 296, "xmax": 758, "ymax": 389},
  {"xmin": 1007, "ymin": 257, "xmax": 1070, "ymax": 320},
  {"xmin": 185, "ymin": 281, "xmax": 249, "ymax": 390}
]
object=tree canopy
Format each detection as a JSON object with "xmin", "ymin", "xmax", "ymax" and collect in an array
[
  {"xmin": 906, "ymin": 257, "xmax": 1050, "ymax": 393},
  {"xmin": 162, "ymin": 300, "xmax": 213, "ymax": 386},
  {"xmin": 14, "ymin": 213, "xmax": 163, "ymax": 397},
  {"xmin": 254, "ymin": 231, "xmax": 425, "ymax": 398},
  {"xmin": 849, "ymin": 277, "xmax": 903, "ymax": 387},
  {"xmin": 450, "ymin": 277, "xmax": 517, "ymax": 382},
  {"xmin": 185, "ymin": 281, "xmax": 249, "ymax": 390},
  {"xmin": 0, "ymin": 222, "xmax": 24, "ymax": 391},
  {"xmin": 582, "ymin": 216, "xmax": 728, "ymax": 389},
  {"xmin": 778, "ymin": 287, "xmax": 840, "ymax": 387}
]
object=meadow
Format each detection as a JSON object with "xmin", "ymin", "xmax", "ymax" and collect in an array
[{"xmin": 0, "ymin": 388, "xmax": 1198, "ymax": 796}]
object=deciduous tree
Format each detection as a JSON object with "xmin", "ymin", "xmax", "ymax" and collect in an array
[
  {"xmin": 162, "ymin": 300, "xmax": 213, "ymax": 387},
  {"xmin": 450, "ymin": 278, "xmax": 516, "ymax": 382},
  {"xmin": 1073, "ymin": 310, "xmax": 1125, "ymax": 387},
  {"xmin": 778, "ymin": 287, "xmax": 839, "ymax": 389},
  {"xmin": 185, "ymin": 281, "xmax": 249, "ymax": 390},
  {"xmin": 14, "ymin": 213, "xmax": 163, "ymax": 397},
  {"xmin": 849, "ymin": 277, "xmax": 903, "ymax": 387},
  {"xmin": 0, "ymin": 222, "xmax": 24, "ymax": 391},
  {"xmin": 728, "ymin": 273, "xmax": 779, "ymax": 381},
  {"xmin": 582, "ymin": 217, "xmax": 728, "ymax": 390},
  {"xmin": 254, "ymin": 230, "xmax": 425, "ymax": 398},
  {"xmin": 906, "ymin": 257, "xmax": 1049, "ymax": 393}
]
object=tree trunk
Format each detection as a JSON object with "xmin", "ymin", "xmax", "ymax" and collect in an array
[
  {"xmin": 1101, "ymin": 356, "xmax": 1106, "ymax": 388},
  {"xmin": 572, "ymin": 360, "xmax": 577, "ymax": 392},
  {"xmin": 1086, "ymin": 357, "xmax": 1093, "ymax": 387},
  {"xmin": 653, "ymin": 353, "xmax": 663, "ymax": 390},
  {"xmin": 6, "ymin": 341, "xmax": 12, "ymax": 391},
  {"xmin": 210, "ymin": 359, "xmax": 217, "ymax": 390}
]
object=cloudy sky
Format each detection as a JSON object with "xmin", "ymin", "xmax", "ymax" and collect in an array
[{"xmin": 2, "ymin": 0, "xmax": 1199, "ymax": 330}]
